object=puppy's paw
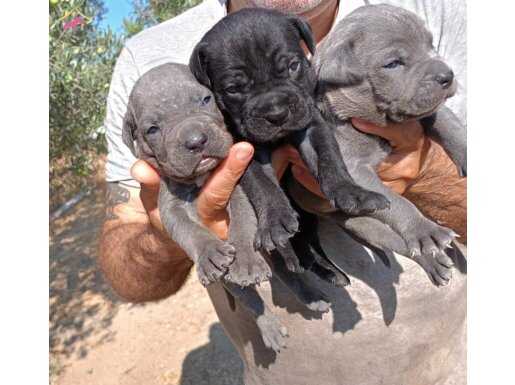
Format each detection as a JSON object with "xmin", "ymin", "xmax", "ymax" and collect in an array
[
  {"xmin": 225, "ymin": 252, "xmax": 272, "ymax": 286},
  {"xmin": 405, "ymin": 219, "xmax": 457, "ymax": 256},
  {"xmin": 197, "ymin": 241, "xmax": 236, "ymax": 286},
  {"xmin": 256, "ymin": 313, "xmax": 288, "ymax": 353},
  {"xmin": 254, "ymin": 206, "xmax": 299, "ymax": 251},
  {"xmin": 404, "ymin": 219, "xmax": 456, "ymax": 286},
  {"xmin": 410, "ymin": 249, "xmax": 454, "ymax": 287},
  {"xmin": 331, "ymin": 184, "xmax": 390, "ymax": 215}
]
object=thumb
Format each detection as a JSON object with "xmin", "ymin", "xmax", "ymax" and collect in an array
[
  {"xmin": 131, "ymin": 159, "xmax": 161, "ymax": 189},
  {"xmin": 197, "ymin": 142, "xmax": 254, "ymax": 221}
]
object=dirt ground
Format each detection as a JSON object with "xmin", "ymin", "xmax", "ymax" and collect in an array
[{"xmin": 49, "ymin": 185, "xmax": 244, "ymax": 385}]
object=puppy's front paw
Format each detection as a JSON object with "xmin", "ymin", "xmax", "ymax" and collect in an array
[
  {"xmin": 331, "ymin": 184, "xmax": 390, "ymax": 215},
  {"xmin": 254, "ymin": 205, "xmax": 299, "ymax": 252},
  {"xmin": 256, "ymin": 313, "xmax": 288, "ymax": 353},
  {"xmin": 404, "ymin": 219, "xmax": 457, "ymax": 286},
  {"xmin": 225, "ymin": 252, "xmax": 272, "ymax": 286},
  {"xmin": 410, "ymin": 249, "xmax": 454, "ymax": 286},
  {"xmin": 197, "ymin": 241, "xmax": 236, "ymax": 286}
]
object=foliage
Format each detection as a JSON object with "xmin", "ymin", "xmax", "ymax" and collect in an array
[
  {"xmin": 50, "ymin": 0, "xmax": 122, "ymax": 207},
  {"xmin": 49, "ymin": 0, "xmax": 201, "ymax": 209},
  {"xmin": 123, "ymin": 0, "xmax": 202, "ymax": 37}
]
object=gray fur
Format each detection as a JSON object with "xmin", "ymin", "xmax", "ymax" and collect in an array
[
  {"xmin": 123, "ymin": 62, "xmax": 338, "ymax": 352},
  {"xmin": 296, "ymin": 4, "xmax": 467, "ymax": 286}
]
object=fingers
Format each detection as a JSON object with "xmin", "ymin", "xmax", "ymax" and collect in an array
[
  {"xmin": 352, "ymin": 118, "xmax": 424, "ymax": 150},
  {"xmin": 131, "ymin": 159, "xmax": 161, "ymax": 189},
  {"xmin": 272, "ymin": 144, "xmax": 300, "ymax": 179},
  {"xmin": 197, "ymin": 143, "xmax": 254, "ymax": 236},
  {"xmin": 291, "ymin": 165, "xmax": 325, "ymax": 198},
  {"xmin": 272, "ymin": 144, "xmax": 326, "ymax": 198}
]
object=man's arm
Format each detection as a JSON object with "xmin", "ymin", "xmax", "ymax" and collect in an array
[
  {"xmin": 98, "ymin": 145, "xmax": 254, "ymax": 303},
  {"xmin": 98, "ymin": 182, "xmax": 194, "ymax": 303}
]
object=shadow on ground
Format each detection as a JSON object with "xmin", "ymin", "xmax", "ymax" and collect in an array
[
  {"xmin": 49, "ymin": 185, "xmax": 124, "ymax": 361},
  {"xmin": 179, "ymin": 323, "xmax": 244, "ymax": 385}
]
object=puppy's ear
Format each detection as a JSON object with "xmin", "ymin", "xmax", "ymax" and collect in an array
[
  {"xmin": 318, "ymin": 39, "xmax": 365, "ymax": 88},
  {"xmin": 189, "ymin": 42, "xmax": 211, "ymax": 88},
  {"xmin": 288, "ymin": 16, "xmax": 316, "ymax": 56},
  {"xmin": 122, "ymin": 105, "xmax": 138, "ymax": 157}
]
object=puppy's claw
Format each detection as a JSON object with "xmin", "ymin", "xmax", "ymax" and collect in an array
[{"xmin": 332, "ymin": 185, "xmax": 390, "ymax": 215}]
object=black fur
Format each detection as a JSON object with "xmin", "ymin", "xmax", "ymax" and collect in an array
[{"xmin": 189, "ymin": 8, "xmax": 390, "ymax": 256}]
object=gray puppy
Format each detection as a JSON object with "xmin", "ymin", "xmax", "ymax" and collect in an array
[
  {"xmin": 122, "ymin": 63, "xmax": 337, "ymax": 351},
  {"xmin": 294, "ymin": 4, "xmax": 466, "ymax": 286}
]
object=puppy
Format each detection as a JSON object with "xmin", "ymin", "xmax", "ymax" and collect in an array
[
  {"xmin": 189, "ymin": 8, "xmax": 390, "ymax": 264},
  {"xmin": 122, "ymin": 62, "xmax": 342, "ymax": 350},
  {"xmin": 299, "ymin": 4, "xmax": 466, "ymax": 286}
]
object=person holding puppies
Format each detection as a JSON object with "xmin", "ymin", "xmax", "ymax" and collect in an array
[{"xmin": 99, "ymin": 1, "xmax": 467, "ymax": 384}]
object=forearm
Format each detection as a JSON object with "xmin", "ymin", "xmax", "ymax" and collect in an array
[
  {"xmin": 98, "ymin": 182, "xmax": 193, "ymax": 303},
  {"xmin": 99, "ymin": 221, "xmax": 193, "ymax": 302},
  {"xmin": 403, "ymin": 139, "xmax": 467, "ymax": 243}
]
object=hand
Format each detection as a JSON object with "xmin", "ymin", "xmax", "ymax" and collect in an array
[
  {"xmin": 271, "ymin": 118, "xmax": 428, "ymax": 197},
  {"xmin": 130, "ymin": 142, "xmax": 254, "ymax": 240},
  {"xmin": 351, "ymin": 118, "xmax": 428, "ymax": 195}
]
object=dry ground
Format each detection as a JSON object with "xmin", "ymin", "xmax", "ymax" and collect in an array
[{"xmin": 50, "ymin": 184, "xmax": 243, "ymax": 385}]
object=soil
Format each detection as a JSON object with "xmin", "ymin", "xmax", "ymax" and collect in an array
[{"xmin": 49, "ymin": 184, "xmax": 244, "ymax": 385}]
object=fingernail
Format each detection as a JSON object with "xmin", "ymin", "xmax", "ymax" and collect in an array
[{"xmin": 235, "ymin": 145, "xmax": 253, "ymax": 161}]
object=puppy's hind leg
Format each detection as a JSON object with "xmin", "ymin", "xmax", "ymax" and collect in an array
[
  {"xmin": 223, "ymin": 282, "xmax": 288, "ymax": 353},
  {"xmin": 225, "ymin": 185, "xmax": 272, "ymax": 286},
  {"xmin": 286, "ymin": 182, "xmax": 351, "ymax": 287},
  {"xmin": 270, "ymin": 249, "xmax": 331, "ymax": 313}
]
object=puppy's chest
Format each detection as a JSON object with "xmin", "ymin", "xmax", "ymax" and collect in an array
[{"xmin": 164, "ymin": 177, "xmax": 202, "ymax": 203}]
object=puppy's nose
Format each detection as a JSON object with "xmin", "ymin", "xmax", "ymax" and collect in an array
[
  {"xmin": 185, "ymin": 131, "xmax": 208, "ymax": 151},
  {"xmin": 264, "ymin": 107, "xmax": 289, "ymax": 126},
  {"xmin": 435, "ymin": 70, "xmax": 454, "ymax": 89}
]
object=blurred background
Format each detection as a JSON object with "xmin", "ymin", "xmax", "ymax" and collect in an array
[{"xmin": 50, "ymin": 1, "xmax": 244, "ymax": 384}]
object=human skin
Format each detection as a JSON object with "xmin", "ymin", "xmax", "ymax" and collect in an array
[{"xmin": 98, "ymin": 0, "xmax": 466, "ymax": 303}]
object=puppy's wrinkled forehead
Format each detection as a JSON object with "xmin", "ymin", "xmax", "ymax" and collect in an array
[
  {"xmin": 130, "ymin": 63, "xmax": 215, "ymax": 121},
  {"xmin": 344, "ymin": 5, "xmax": 434, "ymax": 61},
  {"xmin": 201, "ymin": 9, "xmax": 307, "ymax": 78}
]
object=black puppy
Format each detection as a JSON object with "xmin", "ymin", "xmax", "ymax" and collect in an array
[{"xmin": 189, "ymin": 8, "xmax": 390, "ymax": 263}]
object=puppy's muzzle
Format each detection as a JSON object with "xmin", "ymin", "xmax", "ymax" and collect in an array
[
  {"xmin": 425, "ymin": 60, "xmax": 454, "ymax": 90},
  {"xmin": 253, "ymin": 92, "xmax": 295, "ymax": 126},
  {"xmin": 172, "ymin": 113, "xmax": 224, "ymax": 153}
]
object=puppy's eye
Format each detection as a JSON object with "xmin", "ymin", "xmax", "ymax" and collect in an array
[
  {"xmin": 225, "ymin": 86, "xmax": 238, "ymax": 95},
  {"xmin": 201, "ymin": 95, "xmax": 211, "ymax": 105},
  {"xmin": 289, "ymin": 61, "xmax": 300, "ymax": 73},
  {"xmin": 383, "ymin": 59, "xmax": 404, "ymax": 69},
  {"xmin": 147, "ymin": 126, "xmax": 160, "ymax": 135}
]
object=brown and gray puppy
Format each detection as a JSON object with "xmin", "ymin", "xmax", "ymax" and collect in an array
[
  {"xmin": 297, "ymin": 4, "xmax": 466, "ymax": 286},
  {"xmin": 122, "ymin": 63, "xmax": 341, "ymax": 351}
]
